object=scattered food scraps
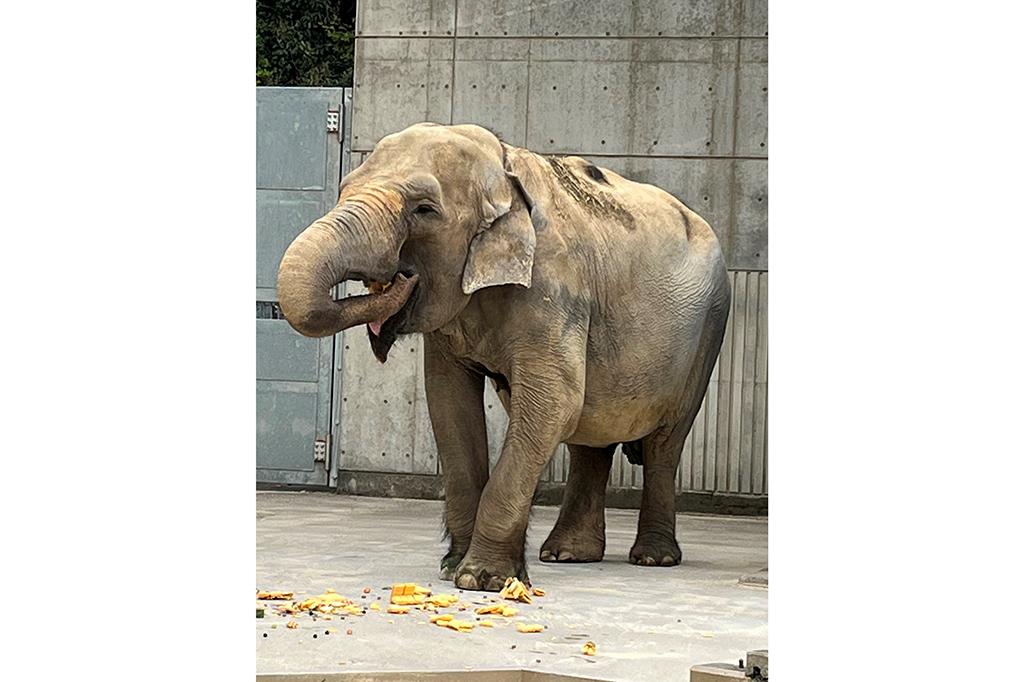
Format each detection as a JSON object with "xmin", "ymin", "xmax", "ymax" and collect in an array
[
  {"xmin": 476, "ymin": 604, "xmax": 518, "ymax": 617},
  {"xmin": 500, "ymin": 577, "xmax": 533, "ymax": 604},
  {"xmin": 390, "ymin": 583, "xmax": 430, "ymax": 605},
  {"xmin": 257, "ymin": 590, "xmax": 294, "ymax": 600},
  {"xmin": 286, "ymin": 620, "xmax": 299, "ymax": 629},
  {"xmin": 430, "ymin": 614, "xmax": 454, "ymax": 624},
  {"xmin": 516, "ymin": 623, "xmax": 544, "ymax": 633},
  {"xmin": 441, "ymin": 619, "xmax": 475, "ymax": 633},
  {"xmin": 386, "ymin": 605, "xmax": 410, "ymax": 615},
  {"xmin": 532, "ymin": 587, "xmax": 546, "ymax": 597},
  {"xmin": 369, "ymin": 602, "xmax": 381, "ymax": 611},
  {"xmin": 582, "ymin": 641, "xmax": 597, "ymax": 656},
  {"xmin": 427, "ymin": 593, "xmax": 459, "ymax": 607},
  {"xmin": 479, "ymin": 620, "xmax": 494, "ymax": 628}
]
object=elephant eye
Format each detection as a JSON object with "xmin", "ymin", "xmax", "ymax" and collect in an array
[{"xmin": 413, "ymin": 204, "xmax": 438, "ymax": 216}]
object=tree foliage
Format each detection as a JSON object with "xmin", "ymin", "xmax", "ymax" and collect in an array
[{"xmin": 257, "ymin": 0, "xmax": 357, "ymax": 87}]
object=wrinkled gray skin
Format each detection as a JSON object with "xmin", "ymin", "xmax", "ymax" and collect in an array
[{"xmin": 277, "ymin": 123, "xmax": 730, "ymax": 591}]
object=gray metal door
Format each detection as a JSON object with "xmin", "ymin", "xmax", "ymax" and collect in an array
[{"xmin": 257, "ymin": 87, "xmax": 348, "ymax": 486}]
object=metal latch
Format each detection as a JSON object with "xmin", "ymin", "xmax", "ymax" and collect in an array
[
  {"xmin": 326, "ymin": 110, "xmax": 340, "ymax": 133},
  {"xmin": 314, "ymin": 439, "xmax": 328, "ymax": 463}
]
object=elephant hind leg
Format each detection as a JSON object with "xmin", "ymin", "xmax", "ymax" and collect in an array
[
  {"xmin": 540, "ymin": 444, "xmax": 615, "ymax": 562},
  {"xmin": 631, "ymin": 296, "xmax": 730, "ymax": 567}
]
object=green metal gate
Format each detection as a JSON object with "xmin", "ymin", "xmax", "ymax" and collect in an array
[{"xmin": 256, "ymin": 87, "xmax": 350, "ymax": 486}]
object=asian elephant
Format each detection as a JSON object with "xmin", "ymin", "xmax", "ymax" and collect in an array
[{"xmin": 277, "ymin": 122, "xmax": 730, "ymax": 591}]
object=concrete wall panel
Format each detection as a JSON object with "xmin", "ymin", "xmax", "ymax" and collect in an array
[
  {"xmin": 736, "ymin": 39, "xmax": 768, "ymax": 155},
  {"xmin": 357, "ymin": 0, "xmax": 455, "ymax": 36},
  {"xmin": 743, "ymin": 0, "xmax": 769, "ymax": 36},
  {"xmin": 526, "ymin": 58, "xmax": 632, "ymax": 154},
  {"xmin": 731, "ymin": 160, "xmax": 768, "ymax": 270},
  {"xmin": 629, "ymin": 40, "xmax": 738, "ymax": 156},
  {"xmin": 337, "ymin": 284, "xmax": 426, "ymax": 474},
  {"xmin": 453, "ymin": 59, "xmax": 530, "ymax": 145},
  {"xmin": 457, "ymin": 1, "xmax": 532, "ymax": 37},
  {"xmin": 352, "ymin": 38, "xmax": 454, "ymax": 150},
  {"xmin": 634, "ymin": 0, "xmax": 743, "ymax": 37}
]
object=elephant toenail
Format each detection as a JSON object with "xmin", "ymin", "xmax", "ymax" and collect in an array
[
  {"xmin": 456, "ymin": 573, "xmax": 479, "ymax": 590},
  {"xmin": 661, "ymin": 555, "xmax": 675, "ymax": 565},
  {"xmin": 558, "ymin": 551, "xmax": 576, "ymax": 561},
  {"xmin": 540, "ymin": 550, "xmax": 553, "ymax": 561}
]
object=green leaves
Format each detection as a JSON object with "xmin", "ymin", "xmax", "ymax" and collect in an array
[{"xmin": 256, "ymin": 0, "xmax": 356, "ymax": 86}]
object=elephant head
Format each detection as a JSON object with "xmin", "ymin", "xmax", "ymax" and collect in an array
[{"xmin": 276, "ymin": 123, "xmax": 543, "ymax": 362}]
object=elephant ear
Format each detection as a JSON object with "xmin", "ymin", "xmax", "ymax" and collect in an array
[{"xmin": 462, "ymin": 153, "xmax": 544, "ymax": 295}]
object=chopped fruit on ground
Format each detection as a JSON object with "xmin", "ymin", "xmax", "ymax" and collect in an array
[
  {"xmin": 439, "ymin": 619, "xmax": 475, "ymax": 632},
  {"xmin": 479, "ymin": 620, "xmax": 494, "ymax": 628},
  {"xmin": 256, "ymin": 590, "xmax": 294, "ymax": 600},
  {"xmin": 369, "ymin": 602, "xmax": 381, "ymax": 611},
  {"xmin": 346, "ymin": 629, "xmax": 353, "ymax": 635},
  {"xmin": 286, "ymin": 620, "xmax": 299, "ymax": 629},
  {"xmin": 390, "ymin": 583, "xmax": 430, "ymax": 605},
  {"xmin": 476, "ymin": 603, "xmax": 518, "ymax": 617},
  {"xmin": 532, "ymin": 587, "xmax": 546, "ymax": 597},
  {"xmin": 582, "ymin": 641, "xmax": 597, "ymax": 656},
  {"xmin": 386, "ymin": 605, "xmax": 410, "ymax": 614},
  {"xmin": 516, "ymin": 623, "xmax": 544, "ymax": 633},
  {"xmin": 362, "ymin": 587, "xmax": 371, "ymax": 594},
  {"xmin": 430, "ymin": 613, "xmax": 454, "ymax": 624},
  {"xmin": 275, "ymin": 591, "xmax": 363, "ymax": 617},
  {"xmin": 499, "ymin": 577, "xmax": 533, "ymax": 604},
  {"xmin": 426, "ymin": 593, "xmax": 459, "ymax": 607}
]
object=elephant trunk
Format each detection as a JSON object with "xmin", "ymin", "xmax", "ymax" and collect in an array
[{"xmin": 276, "ymin": 194, "xmax": 417, "ymax": 338}]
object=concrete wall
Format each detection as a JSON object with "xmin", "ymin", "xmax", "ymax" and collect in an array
[{"xmin": 337, "ymin": 0, "xmax": 768, "ymax": 506}]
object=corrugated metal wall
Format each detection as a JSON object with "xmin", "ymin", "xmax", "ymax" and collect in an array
[{"xmin": 337, "ymin": 0, "xmax": 768, "ymax": 501}]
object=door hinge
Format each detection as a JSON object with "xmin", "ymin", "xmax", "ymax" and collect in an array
[
  {"xmin": 326, "ymin": 110, "xmax": 340, "ymax": 133},
  {"xmin": 314, "ymin": 439, "xmax": 328, "ymax": 463}
]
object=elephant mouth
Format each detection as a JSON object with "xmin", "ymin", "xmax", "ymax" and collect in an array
[{"xmin": 335, "ymin": 271, "xmax": 419, "ymax": 363}]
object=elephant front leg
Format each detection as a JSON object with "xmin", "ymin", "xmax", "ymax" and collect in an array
[
  {"xmin": 540, "ymin": 444, "xmax": 615, "ymax": 562},
  {"xmin": 454, "ymin": 356, "xmax": 586, "ymax": 591},
  {"xmin": 424, "ymin": 335, "xmax": 490, "ymax": 580}
]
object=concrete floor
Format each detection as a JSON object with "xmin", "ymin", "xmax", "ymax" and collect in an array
[{"xmin": 256, "ymin": 492, "xmax": 767, "ymax": 681}]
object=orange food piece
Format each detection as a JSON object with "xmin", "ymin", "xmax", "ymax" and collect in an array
[
  {"xmin": 256, "ymin": 591, "xmax": 294, "ymax": 600},
  {"xmin": 389, "ymin": 583, "xmax": 429, "ymax": 605},
  {"xmin": 442, "ymin": 619, "xmax": 475, "ymax": 632},
  {"xmin": 286, "ymin": 620, "xmax": 299, "ymax": 629},
  {"xmin": 499, "ymin": 577, "xmax": 533, "ymax": 604},
  {"xmin": 476, "ymin": 603, "xmax": 519, "ymax": 617},
  {"xmin": 516, "ymin": 623, "xmax": 544, "ymax": 633},
  {"xmin": 386, "ymin": 605, "xmax": 410, "ymax": 614},
  {"xmin": 582, "ymin": 641, "xmax": 597, "ymax": 656},
  {"xmin": 532, "ymin": 587, "xmax": 546, "ymax": 597},
  {"xmin": 426, "ymin": 593, "xmax": 459, "ymax": 607}
]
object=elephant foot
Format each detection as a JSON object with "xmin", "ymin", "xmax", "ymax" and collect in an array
[
  {"xmin": 439, "ymin": 547, "xmax": 467, "ymax": 581},
  {"xmin": 539, "ymin": 526, "xmax": 605, "ymax": 563},
  {"xmin": 629, "ymin": 531, "xmax": 682, "ymax": 567},
  {"xmin": 453, "ymin": 550, "xmax": 529, "ymax": 592}
]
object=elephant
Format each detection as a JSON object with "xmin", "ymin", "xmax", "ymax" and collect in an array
[{"xmin": 277, "ymin": 122, "xmax": 730, "ymax": 591}]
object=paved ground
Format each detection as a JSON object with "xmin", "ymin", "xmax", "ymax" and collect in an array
[{"xmin": 256, "ymin": 492, "xmax": 767, "ymax": 681}]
